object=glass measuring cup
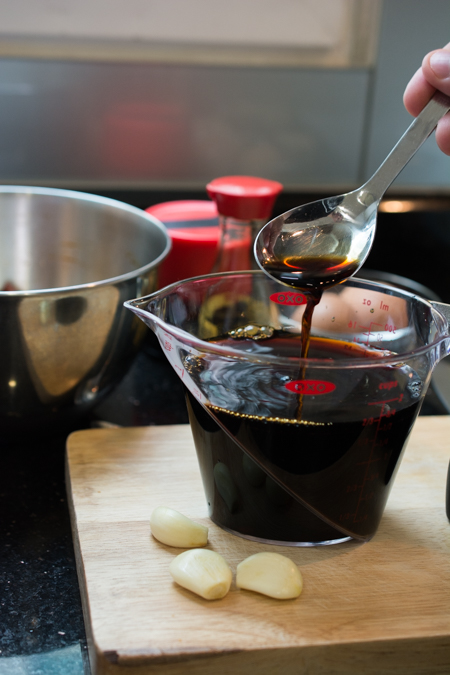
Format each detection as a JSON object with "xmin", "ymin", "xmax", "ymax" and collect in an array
[{"xmin": 125, "ymin": 272, "xmax": 450, "ymax": 546}]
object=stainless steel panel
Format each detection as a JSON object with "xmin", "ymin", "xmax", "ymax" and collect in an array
[{"xmin": 0, "ymin": 60, "xmax": 369, "ymax": 189}]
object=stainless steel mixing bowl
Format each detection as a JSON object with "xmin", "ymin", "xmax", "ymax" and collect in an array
[{"xmin": 0, "ymin": 186, "xmax": 171, "ymax": 434}]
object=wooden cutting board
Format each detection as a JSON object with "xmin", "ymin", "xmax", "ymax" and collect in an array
[{"xmin": 66, "ymin": 417, "xmax": 450, "ymax": 675}]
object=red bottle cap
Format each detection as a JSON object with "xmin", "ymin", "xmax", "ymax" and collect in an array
[{"xmin": 206, "ymin": 175, "xmax": 283, "ymax": 220}]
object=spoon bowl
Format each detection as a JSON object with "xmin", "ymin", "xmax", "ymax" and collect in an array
[{"xmin": 255, "ymin": 91, "xmax": 450, "ymax": 292}]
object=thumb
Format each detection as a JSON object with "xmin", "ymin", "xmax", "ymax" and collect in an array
[{"xmin": 422, "ymin": 45, "xmax": 450, "ymax": 96}]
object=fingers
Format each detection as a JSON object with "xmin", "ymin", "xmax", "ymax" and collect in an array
[
  {"xmin": 404, "ymin": 42, "xmax": 450, "ymax": 156},
  {"xmin": 422, "ymin": 43, "xmax": 450, "ymax": 95},
  {"xmin": 424, "ymin": 44, "xmax": 450, "ymax": 155},
  {"xmin": 435, "ymin": 112, "xmax": 450, "ymax": 156},
  {"xmin": 403, "ymin": 67, "xmax": 435, "ymax": 116}
]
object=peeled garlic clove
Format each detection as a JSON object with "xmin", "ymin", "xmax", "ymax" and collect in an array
[
  {"xmin": 150, "ymin": 506, "xmax": 208, "ymax": 548},
  {"xmin": 236, "ymin": 552, "xmax": 303, "ymax": 599},
  {"xmin": 169, "ymin": 548, "xmax": 232, "ymax": 600}
]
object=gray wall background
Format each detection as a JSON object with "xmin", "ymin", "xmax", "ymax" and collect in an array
[{"xmin": 0, "ymin": 0, "xmax": 449, "ymax": 193}]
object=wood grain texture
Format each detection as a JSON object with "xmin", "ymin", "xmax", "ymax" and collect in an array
[{"xmin": 65, "ymin": 417, "xmax": 450, "ymax": 675}]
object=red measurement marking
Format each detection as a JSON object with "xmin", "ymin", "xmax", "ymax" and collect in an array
[
  {"xmin": 369, "ymin": 396, "xmax": 402, "ymax": 407},
  {"xmin": 379, "ymin": 380, "xmax": 398, "ymax": 391},
  {"xmin": 380, "ymin": 422, "xmax": 392, "ymax": 431},
  {"xmin": 351, "ymin": 397, "xmax": 404, "ymax": 525},
  {"xmin": 191, "ymin": 387, "xmax": 202, "ymax": 400},
  {"xmin": 162, "ymin": 332, "xmax": 173, "ymax": 352},
  {"xmin": 356, "ymin": 457, "xmax": 381, "ymax": 467},
  {"xmin": 346, "ymin": 483, "xmax": 363, "ymax": 493},
  {"xmin": 359, "ymin": 321, "xmax": 384, "ymax": 346}
]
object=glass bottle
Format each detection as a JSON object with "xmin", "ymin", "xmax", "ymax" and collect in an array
[{"xmin": 206, "ymin": 176, "xmax": 283, "ymax": 272}]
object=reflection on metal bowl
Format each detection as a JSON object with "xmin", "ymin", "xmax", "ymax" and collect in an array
[{"xmin": 0, "ymin": 186, "xmax": 170, "ymax": 435}]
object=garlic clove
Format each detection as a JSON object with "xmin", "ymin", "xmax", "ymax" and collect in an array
[
  {"xmin": 150, "ymin": 506, "xmax": 208, "ymax": 548},
  {"xmin": 169, "ymin": 548, "xmax": 232, "ymax": 600},
  {"xmin": 236, "ymin": 552, "xmax": 303, "ymax": 599}
]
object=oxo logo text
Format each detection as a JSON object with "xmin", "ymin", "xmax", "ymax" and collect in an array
[
  {"xmin": 285, "ymin": 379, "xmax": 336, "ymax": 395},
  {"xmin": 270, "ymin": 291, "xmax": 307, "ymax": 306}
]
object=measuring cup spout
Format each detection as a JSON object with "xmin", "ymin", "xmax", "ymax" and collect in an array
[{"xmin": 125, "ymin": 295, "xmax": 159, "ymax": 334}]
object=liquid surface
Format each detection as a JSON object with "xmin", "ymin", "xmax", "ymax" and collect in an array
[
  {"xmin": 262, "ymin": 255, "xmax": 360, "ymax": 292},
  {"xmin": 214, "ymin": 329, "xmax": 392, "ymax": 362}
]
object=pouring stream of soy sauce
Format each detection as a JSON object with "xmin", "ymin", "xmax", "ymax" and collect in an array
[{"xmin": 262, "ymin": 253, "xmax": 360, "ymax": 419}]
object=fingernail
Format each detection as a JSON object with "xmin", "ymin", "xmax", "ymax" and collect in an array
[{"xmin": 430, "ymin": 52, "xmax": 450, "ymax": 79}]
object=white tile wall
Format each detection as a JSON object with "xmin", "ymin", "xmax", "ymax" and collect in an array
[{"xmin": 0, "ymin": 60, "xmax": 369, "ymax": 189}]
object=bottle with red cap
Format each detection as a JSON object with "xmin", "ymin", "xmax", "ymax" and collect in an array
[{"xmin": 206, "ymin": 176, "xmax": 283, "ymax": 272}]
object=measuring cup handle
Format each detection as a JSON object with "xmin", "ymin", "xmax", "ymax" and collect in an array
[
  {"xmin": 430, "ymin": 300, "xmax": 450, "ymax": 522},
  {"xmin": 431, "ymin": 300, "xmax": 450, "ymax": 329}
]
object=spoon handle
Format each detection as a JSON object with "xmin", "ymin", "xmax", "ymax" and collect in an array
[{"xmin": 362, "ymin": 91, "xmax": 450, "ymax": 201}]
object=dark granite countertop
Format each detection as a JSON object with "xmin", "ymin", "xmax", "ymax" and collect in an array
[{"xmin": 0, "ymin": 340, "xmax": 189, "ymax": 675}]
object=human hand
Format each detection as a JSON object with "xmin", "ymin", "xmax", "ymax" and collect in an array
[{"xmin": 403, "ymin": 43, "xmax": 450, "ymax": 155}]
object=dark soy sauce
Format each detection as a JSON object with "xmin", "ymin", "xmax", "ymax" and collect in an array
[
  {"xmin": 186, "ymin": 390, "xmax": 349, "ymax": 544},
  {"xmin": 185, "ymin": 334, "xmax": 423, "ymax": 542}
]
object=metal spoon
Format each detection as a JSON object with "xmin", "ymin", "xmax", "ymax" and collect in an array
[{"xmin": 255, "ymin": 91, "xmax": 450, "ymax": 292}]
